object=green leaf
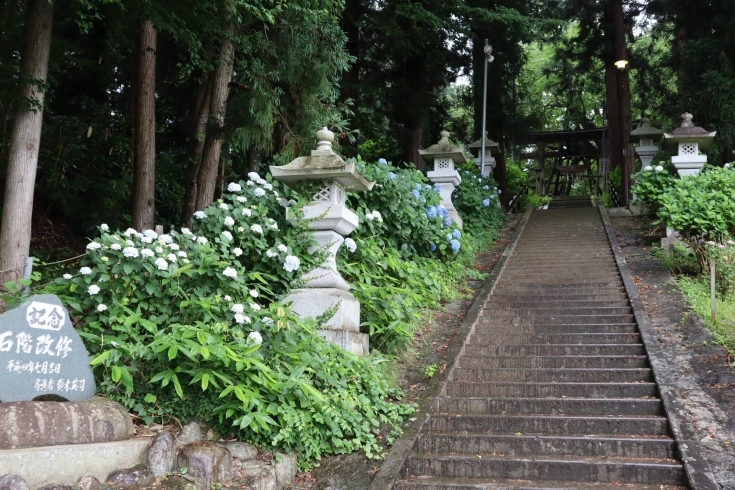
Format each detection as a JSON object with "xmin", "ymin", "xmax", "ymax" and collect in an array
[
  {"xmin": 168, "ymin": 345, "xmax": 178, "ymax": 360},
  {"xmin": 111, "ymin": 366, "xmax": 122, "ymax": 382},
  {"xmin": 90, "ymin": 350, "xmax": 112, "ymax": 366}
]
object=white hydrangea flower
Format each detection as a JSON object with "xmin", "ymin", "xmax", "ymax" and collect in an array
[
  {"xmin": 262, "ymin": 317, "xmax": 274, "ymax": 327},
  {"xmin": 143, "ymin": 229, "xmax": 158, "ymax": 239},
  {"xmin": 155, "ymin": 246, "xmax": 163, "ymax": 254},
  {"xmin": 372, "ymin": 210, "xmax": 383, "ymax": 222},
  {"xmin": 242, "ymin": 208, "xmax": 252, "ymax": 217},
  {"xmin": 224, "ymin": 216, "xmax": 235, "ymax": 227},
  {"xmin": 277, "ymin": 244, "xmax": 288, "ymax": 253},
  {"xmin": 194, "ymin": 211, "xmax": 207, "ymax": 219},
  {"xmin": 268, "ymin": 220, "xmax": 278, "ymax": 230},
  {"xmin": 264, "ymin": 183, "xmax": 273, "ymax": 191},
  {"xmin": 222, "ymin": 267, "xmax": 237, "ymax": 278},
  {"xmin": 177, "ymin": 251, "xmax": 187, "ymax": 257},
  {"xmin": 222, "ymin": 231, "xmax": 233, "ymax": 241},
  {"xmin": 237, "ymin": 196, "xmax": 247, "ymax": 203},
  {"xmin": 344, "ymin": 238, "xmax": 357, "ymax": 253},
  {"xmin": 643, "ymin": 166, "xmax": 653, "ymax": 172},
  {"xmin": 100, "ymin": 224, "xmax": 109, "ymax": 232},
  {"xmin": 227, "ymin": 182, "xmax": 242, "ymax": 192},
  {"xmin": 80, "ymin": 267, "xmax": 93, "ymax": 275},
  {"xmin": 234, "ymin": 313, "xmax": 246, "ymax": 324},
  {"xmin": 154, "ymin": 258, "xmax": 168, "ymax": 270},
  {"xmin": 224, "ymin": 295, "xmax": 232, "ymax": 301},
  {"xmin": 141, "ymin": 249, "xmax": 154, "ymax": 257},
  {"xmin": 63, "ymin": 273, "xmax": 73, "ymax": 280},
  {"xmin": 125, "ymin": 240, "xmax": 134, "ymax": 246},
  {"xmin": 86, "ymin": 242, "xmax": 102, "ymax": 250},
  {"xmin": 181, "ymin": 227, "xmax": 194, "ymax": 237},
  {"xmin": 256, "ymin": 178, "xmax": 267, "ymax": 186},
  {"xmin": 249, "ymin": 302, "xmax": 261, "ymax": 312},
  {"xmin": 124, "ymin": 228, "xmax": 137, "ymax": 236},
  {"xmin": 167, "ymin": 253, "xmax": 177, "ymax": 262},
  {"xmin": 233, "ymin": 248, "xmax": 243, "ymax": 256},
  {"xmin": 97, "ymin": 303, "xmax": 107, "ymax": 312},
  {"xmin": 167, "ymin": 243, "xmax": 179, "ymax": 251},
  {"xmin": 123, "ymin": 247, "xmax": 139, "ymax": 258},
  {"xmin": 110, "ymin": 243, "xmax": 122, "ymax": 250},
  {"xmin": 247, "ymin": 172, "xmax": 260, "ymax": 181},
  {"xmin": 250, "ymin": 224, "xmax": 263, "ymax": 234},
  {"xmin": 283, "ymin": 255, "xmax": 300, "ymax": 272},
  {"xmin": 246, "ymin": 180, "xmax": 254, "ymax": 186},
  {"xmin": 88, "ymin": 285, "xmax": 100, "ymax": 295},
  {"xmin": 249, "ymin": 289, "xmax": 258, "ymax": 298},
  {"xmin": 266, "ymin": 249, "xmax": 278, "ymax": 258},
  {"xmin": 277, "ymin": 198, "xmax": 290, "ymax": 208},
  {"xmin": 365, "ymin": 212, "xmax": 374, "ymax": 221},
  {"xmin": 219, "ymin": 203, "xmax": 229, "ymax": 211},
  {"xmin": 254, "ymin": 188, "xmax": 266, "ymax": 197},
  {"xmin": 655, "ymin": 165, "xmax": 664, "ymax": 172},
  {"xmin": 158, "ymin": 234, "xmax": 172, "ymax": 244},
  {"xmin": 141, "ymin": 236, "xmax": 154, "ymax": 244},
  {"xmin": 196, "ymin": 237, "xmax": 208, "ymax": 245},
  {"xmin": 248, "ymin": 331, "xmax": 263, "ymax": 345},
  {"xmin": 232, "ymin": 304, "xmax": 245, "ymax": 314}
]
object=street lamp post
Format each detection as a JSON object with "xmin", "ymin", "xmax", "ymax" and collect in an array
[{"xmin": 480, "ymin": 40, "xmax": 494, "ymax": 176}]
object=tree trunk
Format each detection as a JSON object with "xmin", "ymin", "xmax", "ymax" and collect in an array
[
  {"xmin": 610, "ymin": 0, "xmax": 633, "ymax": 206},
  {"xmin": 131, "ymin": 18, "xmax": 157, "ymax": 230},
  {"xmin": 194, "ymin": 23, "xmax": 235, "ymax": 212},
  {"xmin": 403, "ymin": 59, "xmax": 429, "ymax": 171},
  {"xmin": 340, "ymin": 0, "xmax": 361, "ymax": 151},
  {"xmin": 0, "ymin": 0, "xmax": 54, "ymax": 288},
  {"xmin": 180, "ymin": 73, "xmax": 212, "ymax": 227}
]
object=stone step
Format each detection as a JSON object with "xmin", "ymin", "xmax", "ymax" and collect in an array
[
  {"xmin": 473, "ymin": 324, "xmax": 639, "ymax": 334},
  {"xmin": 484, "ymin": 300, "xmax": 630, "ymax": 309},
  {"xmin": 444, "ymin": 382, "xmax": 657, "ymax": 398},
  {"xmin": 416, "ymin": 433, "xmax": 676, "ymax": 459},
  {"xmin": 451, "ymin": 368, "xmax": 653, "ymax": 383},
  {"xmin": 489, "ymin": 288, "xmax": 626, "ymax": 296},
  {"xmin": 466, "ymin": 333, "xmax": 641, "ymax": 345},
  {"xmin": 462, "ymin": 344, "xmax": 646, "ymax": 357},
  {"xmin": 401, "ymin": 455, "xmax": 685, "ymax": 485},
  {"xmin": 433, "ymin": 397, "xmax": 664, "ymax": 416},
  {"xmin": 425, "ymin": 414, "xmax": 669, "ymax": 437},
  {"xmin": 394, "ymin": 477, "xmax": 687, "ymax": 490},
  {"xmin": 488, "ymin": 293, "xmax": 627, "ymax": 302},
  {"xmin": 457, "ymin": 355, "xmax": 649, "ymax": 369},
  {"xmin": 477, "ymin": 318, "xmax": 636, "ymax": 327}
]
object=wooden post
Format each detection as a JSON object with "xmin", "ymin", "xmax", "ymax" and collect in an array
[
  {"xmin": 710, "ymin": 258, "xmax": 716, "ymax": 326},
  {"xmin": 536, "ymin": 142, "xmax": 546, "ymax": 195}
]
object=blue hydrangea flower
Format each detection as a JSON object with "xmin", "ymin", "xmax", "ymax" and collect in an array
[
  {"xmin": 378, "ymin": 158, "xmax": 387, "ymax": 165},
  {"xmin": 426, "ymin": 206, "xmax": 437, "ymax": 219},
  {"xmin": 424, "ymin": 185, "xmax": 431, "ymax": 191},
  {"xmin": 387, "ymin": 172, "xmax": 397, "ymax": 179},
  {"xmin": 483, "ymin": 185, "xmax": 489, "ymax": 190},
  {"xmin": 414, "ymin": 183, "xmax": 422, "ymax": 191},
  {"xmin": 443, "ymin": 217, "xmax": 452, "ymax": 227},
  {"xmin": 498, "ymin": 189, "xmax": 502, "ymax": 195},
  {"xmin": 433, "ymin": 183, "xmax": 442, "ymax": 193},
  {"xmin": 452, "ymin": 229, "xmax": 461, "ymax": 239},
  {"xmin": 489, "ymin": 195, "xmax": 495, "ymax": 200},
  {"xmin": 446, "ymin": 233, "xmax": 453, "ymax": 241},
  {"xmin": 482, "ymin": 199, "xmax": 490, "ymax": 207},
  {"xmin": 429, "ymin": 242, "xmax": 436, "ymax": 252},
  {"xmin": 411, "ymin": 189, "xmax": 421, "ymax": 199},
  {"xmin": 450, "ymin": 239, "xmax": 461, "ymax": 253}
]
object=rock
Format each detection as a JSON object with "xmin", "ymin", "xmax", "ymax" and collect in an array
[
  {"xmin": 38, "ymin": 485, "xmax": 74, "ymax": 490},
  {"xmin": 223, "ymin": 442, "xmax": 257, "ymax": 461},
  {"xmin": 175, "ymin": 422, "xmax": 202, "ymax": 449},
  {"xmin": 274, "ymin": 452, "xmax": 298, "ymax": 488},
  {"xmin": 176, "ymin": 441, "xmax": 232, "ymax": 490},
  {"xmin": 75, "ymin": 476, "xmax": 102, "ymax": 490},
  {"xmin": 147, "ymin": 431, "xmax": 175, "ymax": 477},
  {"xmin": 0, "ymin": 294, "xmax": 96, "ymax": 403},
  {"xmin": 0, "ymin": 398, "xmax": 133, "ymax": 449},
  {"xmin": 238, "ymin": 461, "xmax": 276, "ymax": 490},
  {"xmin": 0, "ymin": 475, "xmax": 29, "ymax": 490},
  {"xmin": 105, "ymin": 464, "xmax": 155, "ymax": 486},
  {"xmin": 159, "ymin": 476, "xmax": 200, "ymax": 490}
]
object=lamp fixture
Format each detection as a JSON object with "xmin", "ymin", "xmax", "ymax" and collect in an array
[{"xmin": 614, "ymin": 59, "xmax": 629, "ymax": 70}]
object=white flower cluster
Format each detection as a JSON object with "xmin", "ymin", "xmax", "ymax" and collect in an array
[
  {"xmin": 365, "ymin": 210, "xmax": 383, "ymax": 222},
  {"xmin": 283, "ymin": 255, "xmax": 300, "ymax": 272},
  {"xmin": 344, "ymin": 238, "xmax": 357, "ymax": 253},
  {"xmin": 222, "ymin": 267, "xmax": 238, "ymax": 278},
  {"xmin": 248, "ymin": 331, "xmax": 263, "ymax": 345}
]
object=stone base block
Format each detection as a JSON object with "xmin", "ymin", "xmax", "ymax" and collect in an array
[
  {"xmin": 317, "ymin": 330, "xmax": 369, "ymax": 356},
  {"xmin": 0, "ymin": 438, "xmax": 149, "ymax": 489},
  {"xmin": 284, "ymin": 288, "xmax": 360, "ymax": 332},
  {"xmin": 661, "ymin": 236, "xmax": 682, "ymax": 256}
]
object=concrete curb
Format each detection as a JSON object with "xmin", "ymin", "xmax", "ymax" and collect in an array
[
  {"xmin": 368, "ymin": 206, "xmax": 533, "ymax": 490},
  {"xmin": 598, "ymin": 203, "xmax": 718, "ymax": 490}
]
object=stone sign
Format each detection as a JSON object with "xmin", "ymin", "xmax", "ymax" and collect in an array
[{"xmin": 0, "ymin": 294, "xmax": 96, "ymax": 402}]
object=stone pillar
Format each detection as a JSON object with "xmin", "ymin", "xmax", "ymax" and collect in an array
[
  {"xmin": 663, "ymin": 113, "xmax": 716, "ymax": 178},
  {"xmin": 419, "ymin": 130, "xmax": 468, "ymax": 229},
  {"xmin": 628, "ymin": 117, "xmax": 664, "ymax": 213},
  {"xmin": 270, "ymin": 128, "xmax": 373, "ymax": 356}
]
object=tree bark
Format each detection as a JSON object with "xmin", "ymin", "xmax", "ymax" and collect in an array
[
  {"xmin": 194, "ymin": 23, "xmax": 235, "ymax": 212},
  {"xmin": 180, "ymin": 73, "xmax": 212, "ymax": 227},
  {"xmin": 131, "ymin": 18, "xmax": 157, "ymax": 230},
  {"xmin": 610, "ymin": 0, "xmax": 633, "ymax": 206},
  {"xmin": 340, "ymin": 0, "xmax": 361, "ymax": 151},
  {"xmin": 0, "ymin": 0, "xmax": 54, "ymax": 287}
]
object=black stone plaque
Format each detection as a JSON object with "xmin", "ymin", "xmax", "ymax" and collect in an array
[{"xmin": 0, "ymin": 294, "xmax": 96, "ymax": 402}]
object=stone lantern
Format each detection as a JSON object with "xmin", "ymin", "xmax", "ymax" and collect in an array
[
  {"xmin": 270, "ymin": 127, "xmax": 374, "ymax": 356},
  {"xmin": 468, "ymin": 132, "xmax": 500, "ymax": 177},
  {"xmin": 629, "ymin": 117, "xmax": 664, "ymax": 169},
  {"xmin": 419, "ymin": 130, "xmax": 467, "ymax": 229},
  {"xmin": 663, "ymin": 113, "xmax": 716, "ymax": 177}
]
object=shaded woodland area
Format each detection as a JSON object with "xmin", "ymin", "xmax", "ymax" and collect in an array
[{"xmin": 0, "ymin": 0, "xmax": 734, "ymax": 280}]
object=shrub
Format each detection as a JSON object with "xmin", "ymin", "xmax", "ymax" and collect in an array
[
  {"xmin": 453, "ymin": 168, "xmax": 506, "ymax": 238},
  {"xmin": 630, "ymin": 162, "xmax": 676, "ymax": 215}
]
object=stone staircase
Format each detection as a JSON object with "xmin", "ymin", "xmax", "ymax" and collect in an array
[{"xmin": 389, "ymin": 205, "xmax": 696, "ymax": 489}]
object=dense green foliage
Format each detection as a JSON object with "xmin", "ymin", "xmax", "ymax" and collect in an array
[{"xmin": 630, "ymin": 162, "xmax": 676, "ymax": 215}]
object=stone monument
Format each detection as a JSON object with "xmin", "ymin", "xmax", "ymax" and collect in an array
[
  {"xmin": 419, "ymin": 130, "xmax": 467, "ymax": 229},
  {"xmin": 0, "ymin": 294, "xmax": 96, "ymax": 402},
  {"xmin": 468, "ymin": 132, "xmax": 500, "ymax": 177},
  {"xmin": 663, "ymin": 112, "xmax": 716, "ymax": 177},
  {"xmin": 629, "ymin": 117, "xmax": 664, "ymax": 169},
  {"xmin": 270, "ymin": 128, "xmax": 374, "ymax": 356}
]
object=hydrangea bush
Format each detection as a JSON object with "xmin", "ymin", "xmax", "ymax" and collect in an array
[
  {"xmin": 43, "ymin": 173, "xmax": 414, "ymax": 468},
  {"xmin": 452, "ymin": 167, "xmax": 505, "ymax": 238},
  {"xmin": 630, "ymin": 162, "xmax": 676, "ymax": 215}
]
